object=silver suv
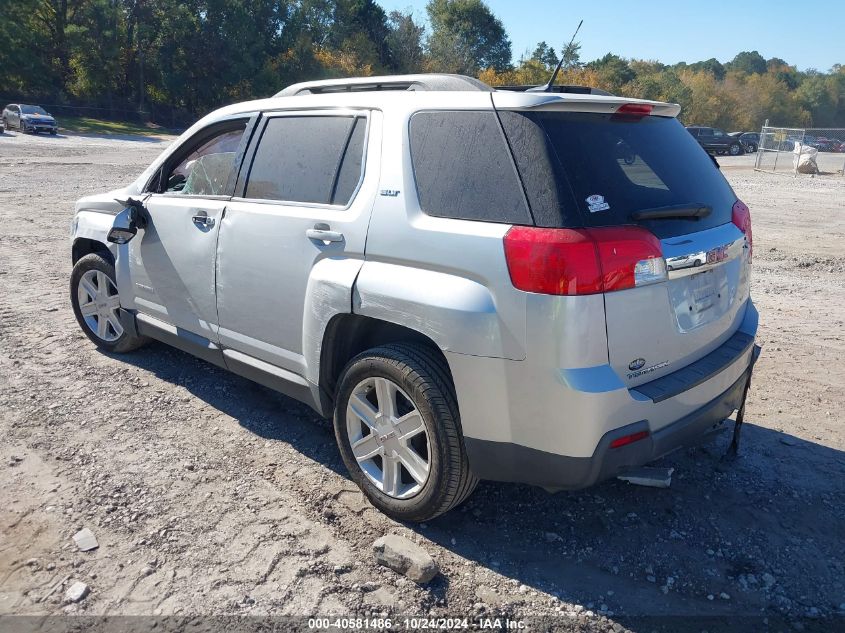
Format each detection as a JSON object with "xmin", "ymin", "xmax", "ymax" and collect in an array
[{"xmin": 69, "ymin": 74, "xmax": 759, "ymax": 521}]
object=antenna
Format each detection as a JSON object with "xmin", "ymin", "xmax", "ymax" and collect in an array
[{"xmin": 530, "ymin": 20, "xmax": 583, "ymax": 93}]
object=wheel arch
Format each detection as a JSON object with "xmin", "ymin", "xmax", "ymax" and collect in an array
[
  {"xmin": 72, "ymin": 237, "xmax": 114, "ymax": 265},
  {"xmin": 318, "ymin": 313, "xmax": 452, "ymax": 415}
]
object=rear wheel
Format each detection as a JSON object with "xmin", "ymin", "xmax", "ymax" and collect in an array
[
  {"xmin": 333, "ymin": 343, "xmax": 478, "ymax": 522},
  {"xmin": 70, "ymin": 253, "xmax": 148, "ymax": 353}
]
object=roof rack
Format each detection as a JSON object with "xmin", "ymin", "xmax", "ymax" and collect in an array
[
  {"xmin": 495, "ymin": 84, "xmax": 613, "ymax": 96},
  {"xmin": 275, "ymin": 74, "xmax": 492, "ymax": 97}
]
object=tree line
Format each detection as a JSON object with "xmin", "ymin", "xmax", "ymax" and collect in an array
[{"xmin": 2, "ymin": 0, "xmax": 843, "ymax": 130}]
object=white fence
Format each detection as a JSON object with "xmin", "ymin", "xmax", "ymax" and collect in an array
[{"xmin": 755, "ymin": 123, "xmax": 845, "ymax": 176}]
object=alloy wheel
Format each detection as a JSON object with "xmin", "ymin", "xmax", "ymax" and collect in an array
[
  {"xmin": 76, "ymin": 269, "xmax": 123, "ymax": 342},
  {"xmin": 345, "ymin": 376, "xmax": 431, "ymax": 499}
]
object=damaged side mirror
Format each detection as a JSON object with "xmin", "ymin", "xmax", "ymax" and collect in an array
[{"xmin": 107, "ymin": 198, "xmax": 147, "ymax": 244}]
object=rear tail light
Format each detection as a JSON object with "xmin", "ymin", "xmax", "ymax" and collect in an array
[
  {"xmin": 609, "ymin": 430, "xmax": 650, "ymax": 449},
  {"xmin": 503, "ymin": 225, "xmax": 666, "ymax": 296},
  {"xmin": 731, "ymin": 199, "xmax": 752, "ymax": 260}
]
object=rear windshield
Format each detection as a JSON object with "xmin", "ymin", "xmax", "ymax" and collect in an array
[{"xmin": 498, "ymin": 111, "xmax": 738, "ymax": 238}]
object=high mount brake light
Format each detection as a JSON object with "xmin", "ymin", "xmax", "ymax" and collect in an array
[
  {"xmin": 503, "ymin": 225, "xmax": 666, "ymax": 296},
  {"xmin": 615, "ymin": 103, "xmax": 653, "ymax": 117},
  {"xmin": 731, "ymin": 200, "xmax": 752, "ymax": 260}
]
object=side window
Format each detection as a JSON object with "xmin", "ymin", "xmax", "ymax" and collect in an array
[
  {"xmin": 244, "ymin": 115, "xmax": 366, "ymax": 205},
  {"xmin": 161, "ymin": 123, "xmax": 247, "ymax": 196},
  {"xmin": 713, "ymin": 128, "xmax": 725, "ymax": 137},
  {"xmin": 699, "ymin": 128, "xmax": 714, "ymax": 137},
  {"xmin": 409, "ymin": 111, "xmax": 531, "ymax": 224}
]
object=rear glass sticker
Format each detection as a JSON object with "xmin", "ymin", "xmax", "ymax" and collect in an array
[{"xmin": 586, "ymin": 194, "xmax": 610, "ymax": 213}]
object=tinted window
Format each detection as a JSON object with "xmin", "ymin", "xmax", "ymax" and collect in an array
[
  {"xmin": 245, "ymin": 115, "xmax": 366, "ymax": 205},
  {"xmin": 163, "ymin": 124, "xmax": 246, "ymax": 196},
  {"xmin": 409, "ymin": 111, "xmax": 531, "ymax": 224},
  {"xmin": 499, "ymin": 111, "xmax": 737, "ymax": 239}
]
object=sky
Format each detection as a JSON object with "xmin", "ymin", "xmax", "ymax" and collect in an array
[{"xmin": 378, "ymin": 0, "xmax": 844, "ymax": 72}]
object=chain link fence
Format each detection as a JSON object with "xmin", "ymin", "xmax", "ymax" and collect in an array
[{"xmin": 755, "ymin": 123, "xmax": 845, "ymax": 176}]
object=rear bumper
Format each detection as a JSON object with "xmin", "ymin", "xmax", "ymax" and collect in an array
[{"xmin": 464, "ymin": 351, "xmax": 757, "ymax": 489}]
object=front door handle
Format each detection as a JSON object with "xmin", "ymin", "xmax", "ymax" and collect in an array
[
  {"xmin": 306, "ymin": 223, "xmax": 343, "ymax": 243},
  {"xmin": 191, "ymin": 212, "xmax": 215, "ymax": 228}
]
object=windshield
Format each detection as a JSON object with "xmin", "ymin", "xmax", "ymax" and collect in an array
[
  {"xmin": 498, "ymin": 111, "xmax": 738, "ymax": 239},
  {"xmin": 21, "ymin": 105, "xmax": 48, "ymax": 115}
]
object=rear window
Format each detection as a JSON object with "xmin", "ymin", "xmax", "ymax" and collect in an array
[
  {"xmin": 499, "ymin": 111, "xmax": 737, "ymax": 238},
  {"xmin": 409, "ymin": 111, "xmax": 531, "ymax": 224},
  {"xmin": 245, "ymin": 115, "xmax": 366, "ymax": 206}
]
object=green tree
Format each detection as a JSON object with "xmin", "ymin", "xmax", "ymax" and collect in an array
[
  {"xmin": 559, "ymin": 38, "xmax": 581, "ymax": 69},
  {"xmin": 386, "ymin": 10, "xmax": 426, "ymax": 73},
  {"xmin": 530, "ymin": 41, "xmax": 558, "ymax": 68},
  {"xmin": 0, "ymin": 0, "xmax": 58, "ymax": 95},
  {"xmin": 426, "ymin": 0, "xmax": 511, "ymax": 74},
  {"xmin": 688, "ymin": 57, "xmax": 725, "ymax": 80},
  {"xmin": 586, "ymin": 53, "xmax": 635, "ymax": 93},
  {"xmin": 728, "ymin": 50, "xmax": 767, "ymax": 75}
]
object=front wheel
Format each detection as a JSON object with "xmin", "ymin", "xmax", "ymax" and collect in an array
[
  {"xmin": 729, "ymin": 143, "xmax": 742, "ymax": 156},
  {"xmin": 334, "ymin": 343, "xmax": 478, "ymax": 522},
  {"xmin": 70, "ymin": 253, "xmax": 148, "ymax": 353}
]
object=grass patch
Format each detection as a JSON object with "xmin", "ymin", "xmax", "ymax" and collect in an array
[{"xmin": 59, "ymin": 116, "xmax": 177, "ymax": 137}]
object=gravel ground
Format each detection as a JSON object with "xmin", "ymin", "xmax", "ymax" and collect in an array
[{"xmin": 1, "ymin": 131, "xmax": 844, "ymax": 631}]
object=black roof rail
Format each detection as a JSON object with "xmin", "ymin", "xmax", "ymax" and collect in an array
[
  {"xmin": 275, "ymin": 74, "xmax": 492, "ymax": 97},
  {"xmin": 495, "ymin": 84, "xmax": 614, "ymax": 96}
]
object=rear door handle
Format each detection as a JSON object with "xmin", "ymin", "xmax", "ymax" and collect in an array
[{"xmin": 306, "ymin": 223, "xmax": 343, "ymax": 243}]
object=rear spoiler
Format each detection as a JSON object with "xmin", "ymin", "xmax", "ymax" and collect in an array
[{"xmin": 491, "ymin": 92, "xmax": 682, "ymax": 118}]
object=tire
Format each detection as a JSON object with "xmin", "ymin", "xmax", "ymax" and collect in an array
[
  {"xmin": 50, "ymin": 129, "xmax": 57, "ymax": 135},
  {"xmin": 729, "ymin": 143, "xmax": 742, "ymax": 156},
  {"xmin": 334, "ymin": 343, "xmax": 478, "ymax": 522},
  {"xmin": 70, "ymin": 253, "xmax": 148, "ymax": 353}
]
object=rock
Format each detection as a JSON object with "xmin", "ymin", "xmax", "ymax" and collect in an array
[
  {"xmin": 475, "ymin": 585, "xmax": 502, "ymax": 606},
  {"xmin": 72, "ymin": 528, "xmax": 98, "ymax": 552},
  {"xmin": 373, "ymin": 535, "xmax": 438, "ymax": 584},
  {"xmin": 544, "ymin": 531, "xmax": 562, "ymax": 543},
  {"xmin": 720, "ymin": 592, "xmax": 731, "ymax": 600},
  {"xmin": 65, "ymin": 582, "xmax": 90, "ymax": 603},
  {"xmin": 762, "ymin": 572, "xmax": 776, "ymax": 588}
]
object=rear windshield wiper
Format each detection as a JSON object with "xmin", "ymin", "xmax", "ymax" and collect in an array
[{"xmin": 630, "ymin": 204, "xmax": 712, "ymax": 221}]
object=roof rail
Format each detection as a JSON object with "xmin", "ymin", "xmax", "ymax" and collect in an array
[
  {"xmin": 274, "ymin": 74, "xmax": 492, "ymax": 97},
  {"xmin": 495, "ymin": 84, "xmax": 613, "ymax": 96}
]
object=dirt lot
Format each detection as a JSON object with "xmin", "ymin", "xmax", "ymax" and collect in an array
[{"xmin": 1, "ymin": 131, "xmax": 843, "ymax": 631}]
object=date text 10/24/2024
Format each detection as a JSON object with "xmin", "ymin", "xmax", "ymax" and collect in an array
[{"xmin": 308, "ymin": 617, "xmax": 527, "ymax": 630}]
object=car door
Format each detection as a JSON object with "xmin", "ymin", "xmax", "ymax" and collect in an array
[
  {"xmin": 215, "ymin": 109, "xmax": 380, "ymax": 377},
  {"xmin": 119, "ymin": 116, "xmax": 253, "ymax": 345},
  {"xmin": 697, "ymin": 127, "xmax": 715, "ymax": 150}
]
